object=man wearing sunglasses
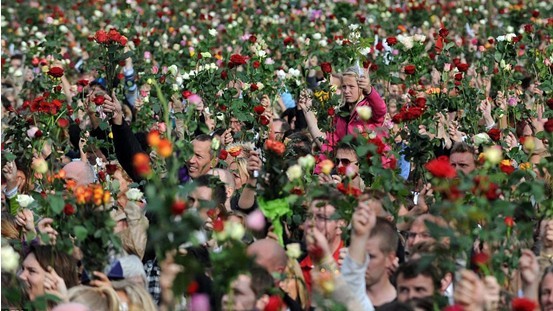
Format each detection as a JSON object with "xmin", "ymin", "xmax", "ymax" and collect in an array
[{"xmin": 319, "ymin": 144, "xmax": 365, "ymax": 191}]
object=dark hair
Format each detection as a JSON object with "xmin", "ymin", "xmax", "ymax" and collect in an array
[
  {"xmin": 194, "ymin": 175, "xmax": 227, "ymax": 214},
  {"xmin": 193, "ymin": 134, "xmax": 215, "ymax": 157},
  {"xmin": 249, "ymin": 265, "xmax": 274, "ymax": 299},
  {"xmin": 370, "ymin": 217, "xmax": 399, "ymax": 254},
  {"xmin": 26, "ymin": 245, "xmax": 79, "ymax": 288},
  {"xmin": 285, "ymin": 131, "xmax": 312, "ymax": 158},
  {"xmin": 407, "ymin": 297, "xmax": 435, "ymax": 311},
  {"xmin": 450, "ymin": 142, "xmax": 474, "ymax": 156},
  {"xmin": 393, "ymin": 259, "xmax": 442, "ymax": 294},
  {"xmin": 377, "ymin": 301, "xmax": 413, "ymax": 311}
]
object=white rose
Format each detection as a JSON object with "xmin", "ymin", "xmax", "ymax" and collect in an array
[
  {"xmin": 27, "ymin": 126, "xmax": 39, "ymax": 138},
  {"xmin": 348, "ymin": 24, "xmax": 359, "ymax": 31},
  {"xmin": 444, "ymin": 63, "xmax": 451, "ymax": 72},
  {"xmin": 242, "ymin": 83, "xmax": 251, "ymax": 90},
  {"xmin": 256, "ymin": 50, "xmax": 267, "ymax": 58},
  {"xmin": 125, "ymin": 188, "xmax": 144, "ymax": 201},
  {"xmin": 496, "ymin": 35, "xmax": 506, "ymax": 42},
  {"xmin": 298, "ymin": 154, "xmax": 315, "ymax": 169},
  {"xmin": 505, "ymin": 33, "xmax": 516, "ymax": 42},
  {"xmin": 312, "ymin": 33, "xmax": 322, "ymax": 40},
  {"xmin": 483, "ymin": 146, "xmax": 503, "ymax": 165},
  {"xmin": 276, "ymin": 70, "xmax": 286, "ymax": 80},
  {"xmin": 211, "ymin": 137, "xmax": 221, "ymax": 150},
  {"xmin": 286, "ymin": 243, "xmax": 302, "ymax": 260},
  {"xmin": 1, "ymin": 245, "xmax": 20, "ymax": 273},
  {"xmin": 319, "ymin": 39, "xmax": 328, "ymax": 47},
  {"xmin": 227, "ymin": 222, "xmax": 245, "ymax": 241},
  {"xmin": 208, "ymin": 28, "xmax": 217, "ymax": 37},
  {"xmin": 16, "ymin": 194, "xmax": 35, "ymax": 208},
  {"xmin": 59, "ymin": 25, "xmax": 69, "ymax": 33},
  {"xmin": 356, "ymin": 106, "xmax": 373, "ymax": 121},
  {"xmin": 286, "ymin": 164, "xmax": 303, "ymax": 181},
  {"xmin": 414, "ymin": 34, "xmax": 426, "ymax": 42},
  {"xmin": 257, "ymin": 83, "xmax": 264, "ymax": 90},
  {"xmin": 167, "ymin": 65, "xmax": 178, "ymax": 76},
  {"xmin": 172, "ymin": 43, "xmax": 180, "ymax": 51},
  {"xmin": 398, "ymin": 35, "xmax": 414, "ymax": 50},
  {"xmin": 473, "ymin": 133, "xmax": 491, "ymax": 146},
  {"xmin": 201, "ymin": 52, "xmax": 212, "ymax": 58}
]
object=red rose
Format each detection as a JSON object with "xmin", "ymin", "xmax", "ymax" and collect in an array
[
  {"xmin": 171, "ymin": 200, "xmax": 187, "ymax": 215},
  {"xmin": 404, "ymin": 64, "xmax": 416, "ymax": 75},
  {"xmin": 425, "ymin": 156, "xmax": 456, "ymax": 179},
  {"xmin": 443, "ymin": 305, "xmax": 464, "ymax": 311},
  {"xmin": 523, "ymin": 24, "xmax": 534, "ymax": 34},
  {"xmin": 57, "ymin": 118, "xmax": 69, "ymax": 128},
  {"xmin": 250, "ymin": 83, "xmax": 259, "ymax": 91},
  {"xmin": 35, "ymin": 130, "xmax": 43, "ymax": 138},
  {"xmin": 252, "ymin": 60, "xmax": 260, "ymax": 69},
  {"xmin": 264, "ymin": 295, "xmax": 284, "ymax": 311},
  {"xmin": 487, "ymin": 128, "xmax": 501, "ymax": 141},
  {"xmin": 219, "ymin": 149, "xmax": 228, "ymax": 160},
  {"xmin": 119, "ymin": 35, "xmax": 128, "ymax": 46},
  {"xmin": 327, "ymin": 107, "xmax": 335, "ymax": 116},
  {"xmin": 307, "ymin": 244, "xmax": 324, "ymax": 262},
  {"xmin": 414, "ymin": 97, "xmax": 426, "ymax": 108},
  {"xmin": 63, "ymin": 203, "xmax": 76, "ymax": 216},
  {"xmin": 48, "ymin": 66, "xmax": 64, "ymax": 78},
  {"xmin": 108, "ymin": 28, "xmax": 121, "ymax": 43},
  {"xmin": 544, "ymin": 119, "xmax": 553, "ymax": 132},
  {"xmin": 98, "ymin": 170, "xmax": 107, "ymax": 182},
  {"xmin": 320, "ymin": 62, "xmax": 332, "ymax": 74},
  {"xmin": 283, "ymin": 37, "xmax": 294, "ymax": 46},
  {"xmin": 93, "ymin": 95, "xmax": 106, "ymax": 105},
  {"xmin": 457, "ymin": 63, "xmax": 469, "ymax": 72},
  {"xmin": 94, "ymin": 29, "xmax": 109, "ymax": 44},
  {"xmin": 182, "ymin": 90, "xmax": 192, "ymax": 98},
  {"xmin": 249, "ymin": 35, "xmax": 257, "ymax": 43},
  {"xmin": 511, "ymin": 298, "xmax": 538, "ymax": 311},
  {"xmin": 500, "ymin": 162, "xmax": 515, "ymax": 175},
  {"xmin": 454, "ymin": 73, "xmax": 463, "ymax": 80},
  {"xmin": 471, "ymin": 252, "xmax": 490, "ymax": 265},
  {"xmin": 229, "ymin": 54, "xmax": 247, "ymax": 66},
  {"xmin": 438, "ymin": 27, "xmax": 449, "ymax": 37},
  {"xmin": 452, "ymin": 57, "xmax": 461, "ymax": 65},
  {"xmin": 532, "ymin": 10, "xmax": 540, "ymax": 18},
  {"xmin": 77, "ymin": 79, "xmax": 89, "ymax": 86},
  {"xmin": 375, "ymin": 41, "xmax": 384, "ymax": 51},
  {"xmin": 213, "ymin": 218, "xmax": 225, "ymax": 232},
  {"xmin": 386, "ymin": 37, "xmax": 398, "ymax": 45},
  {"xmin": 253, "ymin": 105, "xmax": 265, "ymax": 114},
  {"xmin": 485, "ymin": 183, "xmax": 500, "ymax": 200},
  {"xmin": 259, "ymin": 115, "xmax": 270, "ymax": 126},
  {"xmin": 392, "ymin": 113, "xmax": 404, "ymax": 123},
  {"xmin": 220, "ymin": 70, "xmax": 228, "ymax": 79},
  {"xmin": 187, "ymin": 281, "xmax": 199, "ymax": 295},
  {"xmin": 106, "ymin": 164, "xmax": 118, "ymax": 175},
  {"xmin": 504, "ymin": 216, "xmax": 515, "ymax": 227}
]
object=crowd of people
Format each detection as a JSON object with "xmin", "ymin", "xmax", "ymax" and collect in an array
[{"xmin": 1, "ymin": 0, "xmax": 553, "ymax": 310}]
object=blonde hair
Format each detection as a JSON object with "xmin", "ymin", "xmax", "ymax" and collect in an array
[
  {"xmin": 339, "ymin": 67, "xmax": 363, "ymax": 106},
  {"xmin": 111, "ymin": 280, "xmax": 157, "ymax": 311},
  {"xmin": 67, "ymin": 286, "xmax": 120, "ymax": 311}
]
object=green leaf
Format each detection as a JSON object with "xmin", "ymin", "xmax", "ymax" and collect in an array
[
  {"xmin": 3, "ymin": 152, "xmax": 16, "ymax": 162},
  {"xmin": 48, "ymin": 195, "xmax": 65, "ymax": 214},
  {"xmin": 73, "ymin": 225, "xmax": 88, "ymax": 241}
]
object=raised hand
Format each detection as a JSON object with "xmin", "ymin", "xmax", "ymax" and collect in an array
[
  {"xmin": 15, "ymin": 209, "xmax": 36, "ymax": 234},
  {"xmin": 519, "ymin": 249, "xmax": 540, "ymax": 298},
  {"xmin": 246, "ymin": 150, "xmax": 262, "ymax": 175},
  {"xmin": 37, "ymin": 218, "xmax": 58, "ymax": 245},
  {"xmin": 44, "ymin": 266, "xmax": 68, "ymax": 299},
  {"xmin": 358, "ymin": 76, "xmax": 372, "ymax": 95},
  {"xmin": 2, "ymin": 161, "xmax": 18, "ymax": 192},
  {"xmin": 454, "ymin": 270, "xmax": 486, "ymax": 311},
  {"xmin": 102, "ymin": 91, "xmax": 123, "ymax": 125}
]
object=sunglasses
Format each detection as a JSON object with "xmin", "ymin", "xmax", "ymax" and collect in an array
[{"xmin": 335, "ymin": 158, "xmax": 357, "ymax": 166}]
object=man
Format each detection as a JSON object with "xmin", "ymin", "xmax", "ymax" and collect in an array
[
  {"xmin": 188, "ymin": 174, "xmax": 227, "ymax": 220},
  {"xmin": 210, "ymin": 168, "xmax": 236, "ymax": 212},
  {"xmin": 221, "ymin": 266, "xmax": 275, "ymax": 311},
  {"xmin": 247, "ymin": 239, "xmax": 288, "ymax": 276},
  {"xmin": 449, "ymin": 142, "xmax": 477, "ymax": 175},
  {"xmin": 365, "ymin": 218, "xmax": 399, "ymax": 307},
  {"xmin": 319, "ymin": 144, "xmax": 364, "ymax": 190},
  {"xmin": 405, "ymin": 214, "xmax": 449, "ymax": 254},
  {"xmin": 394, "ymin": 259, "xmax": 443, "ymax": 302},
  {"xmin": 187, "ymin": 134, "xmax": 216, "ymax": 179},
  {"xmin": 300, "ymin": 190, "xmax": 345, "ymax": 293},
  {"xmin": 63, "ymin": 161, "xmax": 95, "ymax": 186},
  {"xmin": 270, "ymin": 118, "xmax": 290, "ymax": 142}
]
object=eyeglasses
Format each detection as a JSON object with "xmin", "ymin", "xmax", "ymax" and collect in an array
[
  {"xmin": 336, "ymin": 158, "xmax": 357, "ymax": 166},
  {"xmin": 306, "ymin": 213, "xmax": 337, "ymax": 223}
]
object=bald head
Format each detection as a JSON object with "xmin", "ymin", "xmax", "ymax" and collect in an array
[
  {"xmin": 63, "ymin": 161, "xmax": 95, "ymax": 186},
  {"xmin": 247, "ymin": 239, "xmax": 288, "ymax": 273},
  {"xmin": 52, "ymin": 303, "xmax": 91, "ymax": 311}
]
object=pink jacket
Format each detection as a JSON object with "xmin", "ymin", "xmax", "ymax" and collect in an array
[{"xmin": 323, "ymin": 87, "xmax": 387, "ymax": 152}]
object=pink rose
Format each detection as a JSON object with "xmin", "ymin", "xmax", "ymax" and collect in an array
[{"xmin": 246, "ymin": 209, "xmax": 266, "ymax": 231}]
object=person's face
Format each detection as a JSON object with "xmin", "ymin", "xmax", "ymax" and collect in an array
[
  {"xmin": 221, "ymin": 274, "xmax": 256, "ymax": 311},
  {"xmin": 541, "ymin": 273, "xmax": 553, "ymax": 311},
  {"xmin": 396, "ymin": 274, "xmax": 435, "ymax": 302},
  {"xmin": 188, "ymin": 140, "xmax": 213, "ymax": 178},
  {"xmin": 365, "ymin": 236, "xmax": 394, "ymax": 287},
  {"xmin": 406, "ymin": 220, "xmax": 433, "ymax": 252},
  {"xmin": 305, "ymin": 201, "xmax": 342, "ymax": 244},
  {"xmin": 10, "ymin": 58, "xmax": 22, "ymax": 69},
  {"xmin": 18, "ymin": 253, "xmax": 46, "ymax": 301},
  {"xmin": 229, "ymin": 161, "xmax": 247, "ymax": 190},
  {"xmin": 335, "ymin": 148, "xmax": 359, "ymax": 178},
  {"xmin": 271, "ymin": 120, "xmax": 285, "ymax": 141},
  {"xmin": 188, "ymin": 186, "xmax": 214, "ymax": 219},
  {"xmin": 449, "ymin": 152, "xmax": 476, "ymax": 175},
  {"xmin": 230, "ymin": 117, "xmax": 242, "ymax": 133},
  {"xmin": 341, "ymin": 75, "xmax": 361, "ymax": 104}
]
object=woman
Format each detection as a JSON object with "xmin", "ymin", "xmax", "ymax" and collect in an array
[
  {"xmin": 300, "ymin": 68, "xmax": 387, "ymax": 152},
  {"xmin": 111, "ymin": 280, "xmax": 157, "ymax": 311},
  {"xmin": 66, "ymin": 286, "xmax": 120, "ymax": 311},
  {"xmin": 18, "ymin": 245, "xmax": 79, "ymax": 302}
]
